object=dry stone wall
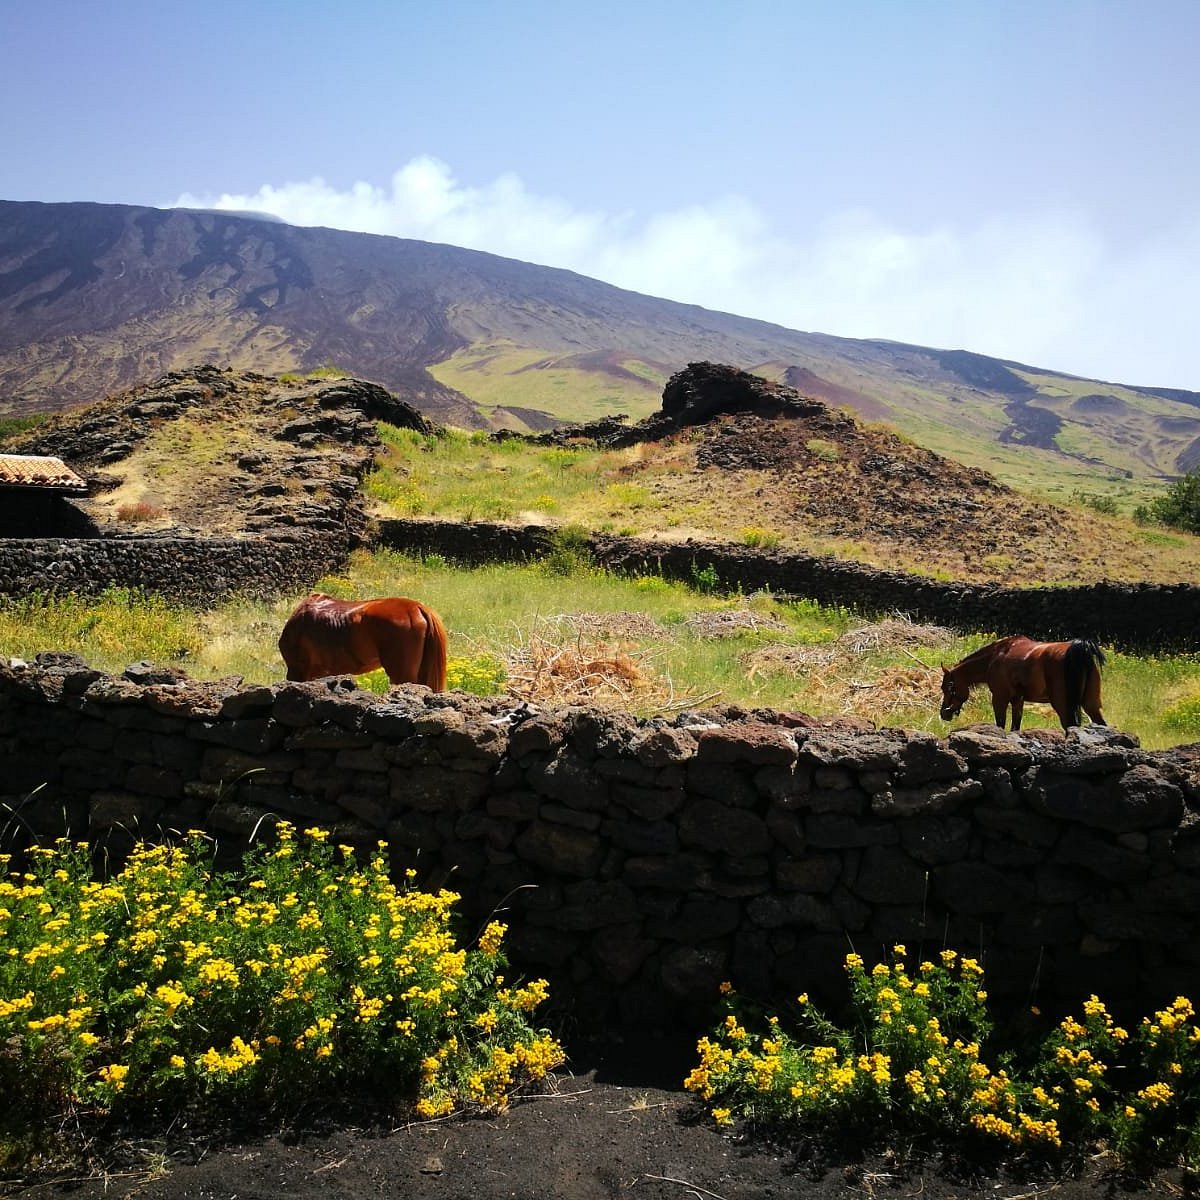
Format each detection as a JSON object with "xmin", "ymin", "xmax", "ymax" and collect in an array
[
  {"xmin": 4, "ymin": 654, "xmax": 1199, "ymax": 1035},
  {"xmin": 0, "ymin": 532, "xmax": 347, "ymax": 603},
  {"xmin": 379, "ymin": 519, "xmax": 1200, "ymax": 653},
  {"xmin": 2, "ymin": 515, "xmax": 1196, "ymax": 652}
]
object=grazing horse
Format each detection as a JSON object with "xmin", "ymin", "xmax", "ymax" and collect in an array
[
  {"xmin": 939, "ymin": 634, "xmax": 1106, "ymax": 731},
  {"xmin": 279, "ymin": 593, "xmax": 448, "ymax": 691}
]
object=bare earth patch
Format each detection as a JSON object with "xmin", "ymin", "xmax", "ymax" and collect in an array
[{"xmin": 9, "ymin": 1063, "xmax": 1184, "ymax": 1200}]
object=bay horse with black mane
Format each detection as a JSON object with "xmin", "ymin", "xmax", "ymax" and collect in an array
[
  {"xmin": 279, "ymin": 593, "xmax": 448, "ymax": 691},
  {"xmin": 939, "ymin": 634, "xmax": 1106, "ymax": 731}
]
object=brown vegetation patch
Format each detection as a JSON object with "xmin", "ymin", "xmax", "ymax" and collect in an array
[
  {"xmin": 500, "ymin": 624, "xmax": 665, "ymax": 711},
  {"xmin": 553, "ymin": 611, "xmax": 667, "ymax": 640},
  {"xmin": 835, "ymin": 616, "xmax": 956, "ymax": 656},
  {"xmin": 743, "ymin": 617, "xmax": 950, "ymax": 718},
  {"xmin": 744, "ymin": 642, "xmax": 839, "ymax": 676},
  {"xmin": 683, "ymin": 609, "xmax": 789, "ymax": 638},
  {"xmin": 834, "ymin": 664, "xmax": 944, "ymax": 718}
]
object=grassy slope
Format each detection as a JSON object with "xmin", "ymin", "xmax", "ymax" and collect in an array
[
  {"xmin": 364, "ymin": 426, "xmax": 1200, "ymax": 587},
  {"xmin": 430, "ymin": 337, "xmax": 1197, "ymax": 512},
  {"xmin": 428, "ymin": 340, "xmax": 667, "ymax": 427}
]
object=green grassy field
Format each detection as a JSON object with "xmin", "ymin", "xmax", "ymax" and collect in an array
[
  {"xmin": 362, "ymin": 424, "xmax": 1200, "ymax": 586},
  {"xmin": 2, "ymin": 550, "xmax": 1198, "ymax": 749},
  {"xmin": 426, "ymin": 339, "xmax": 665, "ymax": 427}
]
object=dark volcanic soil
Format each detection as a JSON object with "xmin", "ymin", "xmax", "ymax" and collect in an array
[
  {"xmin": 7, "ymin": 1035, "xmax": 1188, "ymax": 1200},
  {"xmin": 10, "ymin": 1071, "xmax": 1186, "ymax": 1200}
]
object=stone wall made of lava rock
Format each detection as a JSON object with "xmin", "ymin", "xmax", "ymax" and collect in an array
[
  {"xmin": 0, "ymin": 532, "xmax": 347, "ymax": 603},
  {"xmin": 378, "ymin": 519, "xmax": 1200, "ymax": 654},
  {"xmin": 3, "ymin": 654, "xmax": 1199, "ymax": 1034}
]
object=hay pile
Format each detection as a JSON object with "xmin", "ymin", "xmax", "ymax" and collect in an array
[
  {"xmin": 743, "ymin": 616, "xmax": 954, "ymax": 718},
  {"xmin": 684, "ymin": 609, "xmax": 790, "ymax": 639},
  {"xmin": 835, "ymin": 616, "xmax": 954, "ymax": 656},
  {"xmin": 839, "ymin": 664, "xmax": 945, "ymax": 718},
  {"xmin": 499, "ymin": 615, "xmax": 708, "ymax": 713}
]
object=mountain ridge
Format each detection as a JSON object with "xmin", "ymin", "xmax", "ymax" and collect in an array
[{"xmin": 3, "ymin": 199, "xmax": 1199, "ymax": 507}]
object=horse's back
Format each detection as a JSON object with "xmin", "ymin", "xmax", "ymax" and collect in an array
[{"xmin": 279, "ymin": 593, "xmax": 447, "ymax": 690}]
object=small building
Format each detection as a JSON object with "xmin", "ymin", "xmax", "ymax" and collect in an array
[{"xmin": 0, "ymin": 454, "xmax": 99, "ymax": 537}]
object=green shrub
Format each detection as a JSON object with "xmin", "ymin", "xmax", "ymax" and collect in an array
[
  {"xmin": 447, "ymin": 653, "xmax": 507, "ymax": 695},
  {"xmin": 806, "ymin": 438, "xmax": 840, "ymax": 462},
  {"xmin": 1162, "ymin": 695, "xmax": 1200, "ymax": 735},
  {"xmin": 740, "ymin": 526, "xmax": 782, "ymax": 550},
  {"xmin": 0, "ymin": 413, "xmax": 48, "ymax": 444},
  {"xmin": 1071, "ymin": 489, "xmax": 1120, "ymax": 516},
  {"xmin": 1135, "ymin": 469, "xmax": 1200, "ymax": 534},
  {"xmin": 543, "ymin": 525, "xmax": 595, "ymax": 577}
]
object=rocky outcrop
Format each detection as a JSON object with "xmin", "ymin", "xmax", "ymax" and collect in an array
[
  {"xmin": 531, "ymin": 362, "xmax": 838, "ymax": 448},
  {"xmin": 6, "ymin": 365, "xmax": 432, "ymax": 545}
]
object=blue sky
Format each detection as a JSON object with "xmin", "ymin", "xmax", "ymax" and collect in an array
[{"xmin": 3, "ymin": 0, "xmax": 1198, "ymax": 389}]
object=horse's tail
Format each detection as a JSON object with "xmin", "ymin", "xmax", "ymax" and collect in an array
[
  {"xmin": 1063, "ymin": 639, "xmax": 1105, "ymax": 726},
  {"xmin": 417, "ymin": 603, "xmax": 449, "ymax": 691}
]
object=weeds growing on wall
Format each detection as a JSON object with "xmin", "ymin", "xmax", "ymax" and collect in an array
[
  {"xmin": 0, "ymin": 825, "xmax": 562, "ymax": 1170},
  {"xmin": 686, "ymin": 949, "xmax": 1200, "ymax": 1179}
]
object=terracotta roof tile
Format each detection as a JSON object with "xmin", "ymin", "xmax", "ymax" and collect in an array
[{"xmin": 0, "ymin": 454, "xmax": 88, "ymax": 491}]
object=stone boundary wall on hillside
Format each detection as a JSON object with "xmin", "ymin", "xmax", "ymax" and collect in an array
[
  {"xmin": 379, "ymin": 519, "xmax": 1200, "ymax": 653},
  {"xmin": 0, "ymin": 533, "xmax": 349, "ymax": 604},
  {"xmin": 4, "ymin": 655, "xmax": 1199, "ymax": 1035},
  {"xmin": 2, "ymin": 519, "xmax": 1197, "ymax": 652}
]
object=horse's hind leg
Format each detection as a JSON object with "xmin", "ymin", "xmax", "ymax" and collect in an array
[
  {"xmin": 1083, "ymin": 674, "xmax": 1107, "ymax": 725},
  {"xmin": 1009, "ymin": 696, "xmax": 1024, "ymax": 731},
  {"xmin": 379, "ymin": 631, "xmax": 425, "ymax": 686}
]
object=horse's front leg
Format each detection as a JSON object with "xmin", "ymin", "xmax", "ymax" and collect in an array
[{"xmin": 1010, "ymin": 697, "xmax": 1024, "ymax": 731}]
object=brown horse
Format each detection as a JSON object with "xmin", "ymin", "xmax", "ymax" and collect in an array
[
  {"xmin": 278, "ymin": 593, "xmax": 448, "ymax": 691},
  {"xmin": 939, "ymin": 634, "xmax": 1106, "ymax": 731}
]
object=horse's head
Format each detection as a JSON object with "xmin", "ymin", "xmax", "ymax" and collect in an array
[{"xmin": 939, "ymin": 666, "xmax": 969, "ymax": 720}]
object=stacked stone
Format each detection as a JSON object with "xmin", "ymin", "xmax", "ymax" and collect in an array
[
  {"xmin": 3, "ymin": 655, "xmax": 1198, "ymax": 1035},
  {"xmin": 376, "ymin": 519, "xmax": 1200, "ymax": 654},
  {"xmin": 0, "ymin": 534, "xmax": 346, "ymax": 603}
]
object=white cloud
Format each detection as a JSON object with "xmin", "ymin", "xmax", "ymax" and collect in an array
[{"xmin": 174, "ymin": 158, "xmax": 1200, "ymax": 390}]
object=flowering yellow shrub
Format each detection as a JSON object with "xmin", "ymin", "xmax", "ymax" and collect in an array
[
  {"xmin": 0, "ymin": 825, "xmax": 562, "ymax": 1137},
  {"xmin": 685, "ymin": 947, "xmax": 1200, "ymax": 1174}
]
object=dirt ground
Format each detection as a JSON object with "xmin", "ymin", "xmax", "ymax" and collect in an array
[{"xmin": 10, "ymin": 1037, "xmax": 1190, "ymax": 1200}]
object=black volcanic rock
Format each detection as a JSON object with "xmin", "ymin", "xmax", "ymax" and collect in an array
[
  {"xmin": 660, "ymin": 361, "xmax": 828, "ymax": 424},
  {"xmin": 2, "ymin": 366, "xmax": 428, "ymax": 544},
  {"xmin": 531, "ymin": 362, "xmax": 839, "ymax": 449}
]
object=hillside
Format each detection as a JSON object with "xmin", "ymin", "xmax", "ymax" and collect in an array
[
  {"xmin": 3, "ymin": 200, "xmax": 1200, "ymax": 515},
  {"xmin": 8, "ymin": 362, "xmax": 1200, "ymax": 590},
  {"xmin": 2, "ymin": 364, "xmax": 429, "ymax": 541}
]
